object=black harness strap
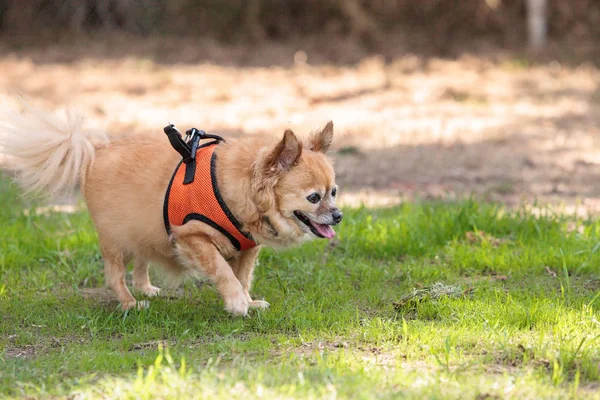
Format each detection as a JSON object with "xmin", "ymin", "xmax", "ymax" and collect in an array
[{"xmin": 183, "ymin": 132, "xmax": 201, "ymax": 185}]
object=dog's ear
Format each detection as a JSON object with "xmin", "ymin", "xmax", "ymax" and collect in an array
[
  {"xmin": 308, "ymin": 121, "xmax": 334, "ymax": 153},
  {"xmin": 266, "ymin": 129, "xmax": 302, "ymax": 172}
]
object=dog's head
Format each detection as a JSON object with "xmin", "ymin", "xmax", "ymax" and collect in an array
[{"xmin": 254, "ymin": 122, "xmax": 342, "ymax": 246}]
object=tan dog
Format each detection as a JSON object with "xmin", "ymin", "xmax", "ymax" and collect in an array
[{"xmin": 1, "ymin": 104, "xmax": 342, "ymax": 315}]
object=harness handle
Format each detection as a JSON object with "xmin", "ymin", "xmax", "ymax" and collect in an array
[
  {"xmin": 164, "ymin": 124, "xmax": 192, "ymax": 162},
  {"xmin": 186, "ymin": 128, "xmax": 225, "ymax": 144},
  {"xmin": 165, "ymin": 124, "xmax": 226, "ymax": 185}
]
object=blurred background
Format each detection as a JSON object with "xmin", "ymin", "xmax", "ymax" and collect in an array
[{"xmin": 1, "ymin": 0, "xmax": 600, "ymax": 210}]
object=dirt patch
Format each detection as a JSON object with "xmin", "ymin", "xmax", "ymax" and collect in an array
[
  {"xmin": 289, "ymin": 340, "xmax": 402, "ymax": 368},
  {"xmin": 77, "ymin": 287, "xmax": 186, "ymax": 305},
  {"xmin": 3, "ymin": 345, "xmax": 37, "ymax": 360},
  {"xmin": 78, "ymin": 287, "xmax": 119, "ymax": 305},
  {"xmin": 129, "ymin": 340, "xmax": 172, "ymax": 351},
  {"xmin": 2, "ymin": 332, "xmax": 90, "ymax": 361},
  {"xmin": 2, "ymin": 37, "xmax": 600, "ymax": 210}
]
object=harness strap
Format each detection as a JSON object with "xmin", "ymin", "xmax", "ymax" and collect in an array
[{"xmin": 183, "ymin": 133, "xmax": 201, "ymax": 184}]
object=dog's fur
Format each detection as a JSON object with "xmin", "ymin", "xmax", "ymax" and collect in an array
[{"xmin": 1, "ymin": 103, "xmax": 341, "ymax": 315}]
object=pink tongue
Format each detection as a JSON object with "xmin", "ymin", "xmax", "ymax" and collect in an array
[{"xmin": 311, "ymin": 221, "xmax": 336, "ymax": 239}]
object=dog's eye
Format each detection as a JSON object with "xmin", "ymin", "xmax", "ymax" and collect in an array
[
  {"xmin": 307, "ymin": 193, "xmax": 321, "ymax": 204},
  {"xmin": 331, "ymin": 187, "xmax": 337, "ymax": 197}
]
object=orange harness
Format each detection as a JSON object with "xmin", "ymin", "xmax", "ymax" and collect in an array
[{"xmin": 163, "ymin": 126, "xmax": 256, "ymax": 251}]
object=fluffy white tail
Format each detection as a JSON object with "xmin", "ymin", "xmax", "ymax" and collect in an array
[{"xmin": 0, "ymin": 102, "xmax": 109, "ymax": 199}]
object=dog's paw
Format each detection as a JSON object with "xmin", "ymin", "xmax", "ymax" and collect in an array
[
  {"xmin": 249, "ymin": 300, "xmax": 270, "ymax": 309},
  {"xmin": 121, "ymin": 300, "xmax": 150, "ymax": 311},
  {"xmin": 224, "ymin": 292, "xmax": 249, "ymax": 316},
  {"xmin": 136, "ymin": 300, "xmax": 150, "ymax": 310},
  {"xmin": 135, "ymin": 285, "xmax": 161, "ymax": 297}
]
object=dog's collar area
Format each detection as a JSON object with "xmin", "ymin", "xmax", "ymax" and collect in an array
[
  {"xmin": 163, "ymin": 124, "xmax": 257, "ymax": 252},
  {"xmin": 262, "ymin": 216, "xmax": 278, "ymax": 238}
]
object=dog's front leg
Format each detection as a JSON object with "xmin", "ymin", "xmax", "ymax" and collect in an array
[
  {"xmin": 229, "ymin": 246, "xmax": 269, "ymax": 309},
  {"xmin": 174, "ymin": 233, "xmax": 249, "ymax": 316}
]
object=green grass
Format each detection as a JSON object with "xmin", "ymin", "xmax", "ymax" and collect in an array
[{"xmin": 1, "ymin": 174, "xmax": 599, "ymax": 399}]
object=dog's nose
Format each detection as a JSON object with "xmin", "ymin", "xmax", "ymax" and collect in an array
[{"xmin": 332, "ymin": 209, "xmax": 343, "ymax": 224}]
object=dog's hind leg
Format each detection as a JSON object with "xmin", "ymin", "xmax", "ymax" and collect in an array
[
  {"xmin": 100, "ymin": 243, "xmax": 143, "ymax": 310},
  {"xmin": 133, "ymin": 258, "xmax": 161, "ymax": 297}
]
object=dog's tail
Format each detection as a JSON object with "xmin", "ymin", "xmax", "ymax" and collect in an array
[{"xmin": 0, "ymin": 101, "xmax": 109, "ymax": 199}]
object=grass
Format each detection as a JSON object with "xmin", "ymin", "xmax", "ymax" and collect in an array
[{"xmin": 1, "ymin": 174, "xmax": 600, "ymax": 399}]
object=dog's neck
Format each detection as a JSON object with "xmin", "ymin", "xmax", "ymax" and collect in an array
[
  {"xmin": 214, "ymin": 144, "xmax": 308, "ymax": 248},
  {"xmin": 261, "ymin": 215, "xmax": 279, "ymax": 238},
  {"xmin": 212, "ymin": 142, "xmax": 276, "ymax": 245}
]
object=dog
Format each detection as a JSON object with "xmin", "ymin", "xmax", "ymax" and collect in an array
[{"xmin": 0, "ymin": 103, "xmax": 342, "ymax": 316}]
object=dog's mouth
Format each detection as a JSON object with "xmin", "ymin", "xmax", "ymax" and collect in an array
[{"xmin": 293, "ymin": 211, "xmax": 336, "ymax": 239}]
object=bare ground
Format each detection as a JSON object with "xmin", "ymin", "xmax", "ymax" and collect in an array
[{"xmin": 2, "ymin": 37, "xmax": 600, "ymax": 210}]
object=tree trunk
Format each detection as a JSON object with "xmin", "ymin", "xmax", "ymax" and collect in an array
[
  {"xmin": 334, "ymin": 0, "xmax": 383, "ymax": 48},
  {"xmin": 527, "ymin": 0, "xmax": 547, "ymax": 49}
]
